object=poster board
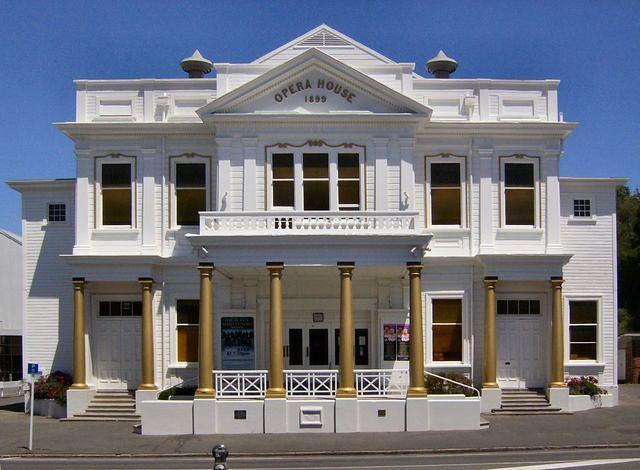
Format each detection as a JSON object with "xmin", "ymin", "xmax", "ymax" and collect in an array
[{"xmin": 220, "ymin": 316, "xmax": 255, "ymax": 370}]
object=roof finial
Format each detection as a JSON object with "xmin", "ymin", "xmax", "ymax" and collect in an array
[
  {"xmin": 426, "ymin": 50, "xmax": 458, "ymax": 78},
  {"xmin": 180, "ymin": 49, "xmax": 213, "ymax": 78}
]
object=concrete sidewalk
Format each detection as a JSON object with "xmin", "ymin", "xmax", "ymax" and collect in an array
[{"xmin": 1, "ymin": 385, "xmax": 639, "ymax": 457}]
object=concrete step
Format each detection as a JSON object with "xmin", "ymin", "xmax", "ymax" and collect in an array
[
  {"xmin": 501, "ymin": 399, "xmax": 550, "ymax": 405},
  {"xmin": 500, "ymin": 405, "xmax": 553, "ymax": 410},
  {"xmin": 85, "ymin": 407, "xmax": 137, "ymax": 413},
  {"xmin": 77, "ymin": 412, "xmax": 140, "ymax": 419},
  {"xmin": 63, "ymin": 416, "xmax": 141, "ymax": 422},
  {"xmin": 491, "ymin": 409, "xmax": 571, "ymax": 415},
  {"xmin": 87, "ymin": 402, "xmax": 135, "ymax": 408}
]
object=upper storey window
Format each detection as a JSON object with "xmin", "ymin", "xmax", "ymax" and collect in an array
[
  {"xmin": 100, "ymin": 162, "xmax": 133, "ymax": 226},
  {"xmin": 268, "ymin": 144, "xmax": 364, "ymax": 211},
  {"xmin": 501, "ymin": 157, "xmax": 539, "ymax": 227},
  {"xmin": 303, "ymin": 153, "xmax": 330, "ymax": 210},
  {"xmin": 170, "ymin": 155, "xmax": 210, "ymax": 228},
  {"xmin": 425, "ymin": 155, "xmax": 466, "ymax": 227},
  {"xmin": 176, "ymin": 163, "xmax": 206, "ymax": 226}
]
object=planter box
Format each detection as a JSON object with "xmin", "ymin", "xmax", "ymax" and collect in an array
[
  {"xmin": 568, "ymin": 394, "xmax": 614, "ymax": 412},
  {"xmin": 33, "ymin": 399, "xmax": 66, "ymax": 419},
  {"xmin": 428, "ymin": 394, "xmax": 481, "ymax": 430}
]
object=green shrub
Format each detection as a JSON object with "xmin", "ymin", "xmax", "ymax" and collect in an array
[
  {"xmin": 33, "ymin": 371, "xmax": 73, "ymax": 405},
  {"xmin": 158, "ymin": 385, "xmax": 197, "ymax": 400},
  {"xmin": 424, "ymin": 372, "xmax": 475, "ymax": 397},
  {"xmin": 566, "ymin": 376, "xmax": 606, "ymax": 397}
]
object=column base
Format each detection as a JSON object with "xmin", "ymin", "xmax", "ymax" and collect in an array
[
  {"xmin": 70, "ymin": 383, "xmax": 89, "ymax": 390},
  {"xmin": 135, "ymin": 388, "xmax": 159, "ymax": 413},
  {"xmin": 66, "ymin": 387, "xmax": 95, "ymax": 417},
  {"xmin": 265, "ymin": 388, "xmax": 286, "ymax": 399},
  {"xmin": 335, "ymin": 398, "xmax": 358, "ymax": 433},
  {"xmin": 194, "ymin": 388, "xmax": 216, "ymax": 399},
  {"xmin": 548, "ymin": 381, "xmax": 565, "ymax": 388},
  {"xmin": 137, "ymin": 384, "xmax": 158, "ymax": 391},
  {"xmin": 482, "ymin": 382, "xmax": 499, "ymax": 388},
  {"xmin": 481, "ymin": 387, "xmax": 502, "ymax": 413},
  {"xmin": 336, "ymin": 388, "xmax": 356, "ymax": 399},
  {"xmin": 406, "ymin": 387, "xmax": 427, "ymax": 398}
]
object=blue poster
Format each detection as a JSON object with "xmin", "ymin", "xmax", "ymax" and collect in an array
[{"xmin": 221, "ymin": 317, "xmax": 255, "ymax": 370}]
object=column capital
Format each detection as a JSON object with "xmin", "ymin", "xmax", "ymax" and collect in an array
[
  {"xmin": 266, "ymin": 262, "xmax": 284, "ymax": 273},
  {"xmin": 138, "ymin": 277, "xmax": 154, "ymax": 289},
  {"xmin": 406, "ymin": 261, "xmax": 422, "ymax": 275},
  {"xmin": 197, "ymin": 262, "xmax": 215, "ymax": 276},
  {"xmin": 550, "ymin": 276, "xmax": 564, "ymax": 287},
  {"xmin": 337, "ymin": 261, "xmax": 355, "ymax": 273},
  {"xmin": 71, "ymin": 277, "xmax": 86, "ymax": 287},
  {"xmin": 484, "ymin": 276, "xmax": 498, "ymax": 288}
]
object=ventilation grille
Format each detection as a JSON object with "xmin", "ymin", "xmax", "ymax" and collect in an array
[{"xmin": 296, "ymin": 30, "xmax": 352, "ymax": 48}]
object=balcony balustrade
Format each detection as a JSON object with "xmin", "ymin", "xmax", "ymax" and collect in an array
[{"xmin": 199, "ymin": 211, "xmax": 419, "ymax": 236}]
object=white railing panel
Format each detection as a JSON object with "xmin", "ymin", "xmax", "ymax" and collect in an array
[
  {"xmin": 284, "ymin": 370, "xmax": 338, "ymax": 398},
  {"xmin": 200, "ymin": 211, "xmax": 418, "ymax": 236},
  {"xmin": 355, "ymin": 369, "xmax": 409, "ymax": 398},
  {"xmin": 214, "ymin": 370, "xmax": 268, "ymax": 399}
]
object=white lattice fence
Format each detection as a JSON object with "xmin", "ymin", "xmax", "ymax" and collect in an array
[
  {"xmin": 355, "ymin": 369, "xmax": 409, "ymax": 398},
  {"xmin": 214, "ymin": 370, "xmax": 268, "ymax": 399},
  {"xmin": 284, "ymin": 370, "xmax": 338, "ymax": 398}
]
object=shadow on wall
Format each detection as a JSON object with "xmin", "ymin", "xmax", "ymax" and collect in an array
[{"xmin": 28, "ymin": 223, "xmax": 74, "ymax": 375}]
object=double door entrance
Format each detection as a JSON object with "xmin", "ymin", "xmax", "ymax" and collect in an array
[{"xmin": 285, "ymin": 323, "xmax": 369, "ymax": 368}]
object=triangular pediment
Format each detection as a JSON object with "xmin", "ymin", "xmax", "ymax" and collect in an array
[
  {"xmin": 198, "ymin": 49, "xmax": 431, "ymax": 119},
  {"xmin": 253, "ymin": 24, "xmax": 397, "ymax": 66}
]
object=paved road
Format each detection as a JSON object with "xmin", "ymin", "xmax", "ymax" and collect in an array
[
  {"xmin": 0, "ymin": 386, "xmax": 639, "ymax": 458},
  {"xmin": 2, "ymin": 447, "xmax": 640, "ymax": 469}
]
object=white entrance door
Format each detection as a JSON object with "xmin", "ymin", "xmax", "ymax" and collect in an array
[
  {"xmin": 497, "ymin": 300, "xmax": 546, "ymax": 389},
  {"xmin": 94, "ymin": 303, "xmax": 142, "ymax": 390}
]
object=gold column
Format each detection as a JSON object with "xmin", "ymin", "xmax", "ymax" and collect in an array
[
  {"xmin": 266, "ymin": 262, "xmax": 286, "ymax": 398},
  {"xmin": 549, "ymin": 276, "xmax": 565, "ymax": 388},
  {"xmin": 138, "ymin": 277, "xmax": 157, "ymax": 390},
  {"xmin": 195, "ymin": 263, "xmax": 215, "ymax": 398},
  {"xmin": 483, "ymin": 276, "xmax": 499, "ymax": 388},
  {"xmin": 407, "ymin": 262, "xmax": 427, "ymax": 397},
  {"xmin": 337, "ymin": 262, "xmax": 356, "ymax": 398},
  {"xmin": 71, "ymin": 277, "xmax": 88, "ymax": 389}
]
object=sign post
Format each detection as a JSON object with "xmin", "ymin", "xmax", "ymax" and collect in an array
[{"xmin": 27, "ymin": 363, "xmax": 40, "ymax": 451}]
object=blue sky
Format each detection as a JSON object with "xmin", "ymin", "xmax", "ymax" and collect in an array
[{"xmin": 1, "ymin": 0, "xmax": 638, "ymax": 235}]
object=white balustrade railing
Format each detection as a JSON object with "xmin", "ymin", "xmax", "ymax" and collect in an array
[
  {"xmin": 355, "ymin": 369, "xmax": 409, "ymax": 398},
  {"xmin": 284, "ymin": 370, "xmax": 338, "ymax": 398},
  {"xmin": 214, "ymin": 370, "xmax": 268, "ymax": 399},
  {"xmin": 200, "ymin": 211, "xmax": 418, "ymax": 236}
]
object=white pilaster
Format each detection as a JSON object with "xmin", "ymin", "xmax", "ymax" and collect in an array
[
  {"xmin": 242, "ymin": 138, "xmax": 258, "ymax": 211},
  {"xmin": 374, "ymin": 138, "xmax": 389, "ymax": 211},
  {"xmin": 544, "ymin": 151, "xmax": 562, "ymax": 253},
  {"xmin": 141, "ymin": 148, "xmax": 157, "ymax": 250},
  {"xmin": 478, "ymin": 148, "xmax": 494, "ymax": 252},
  {"xmin": 399, "ymin": 138, "xmax": 415, "ymax": 211},
  {"xmin": 216, "ymin": 138, "xmax": 232, "ymax": 211},
  {"xmin": 74, "ymin": 150, "xmax": 91, "ymax": 254}
]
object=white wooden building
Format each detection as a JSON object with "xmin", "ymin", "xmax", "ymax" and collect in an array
[
  {"xmin": 7, "ymin": 25, "xmax": 625, "ymax": 433},
  {"xmin": 0, "ymin": 228, "xmax": 22, "ymax": 383}
]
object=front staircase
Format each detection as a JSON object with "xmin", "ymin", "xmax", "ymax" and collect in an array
[
  {"xmin": 492, "ymin": 389, "xmax": 569, "ymax": 415},
  {"xmin": 66, "ymin": 390, "xmax": 139, "ymax": 421}
]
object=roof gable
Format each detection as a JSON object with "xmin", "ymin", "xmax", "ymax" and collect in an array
[
  {"xmin": 253, "ymin": 24, "xmax": 396, "ymax": 66},
  {"xmin": 198, "ymin": 49, "xmax": 430, "ymax": 119}
]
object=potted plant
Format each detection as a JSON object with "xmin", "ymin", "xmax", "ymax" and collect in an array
[
  {"xmin": 33, "ymin": 371, "xmax": 73, "ymax": 418},
  {"xmin": 566, "ymin": 376, "xmax": 608, "ymax": 411}
]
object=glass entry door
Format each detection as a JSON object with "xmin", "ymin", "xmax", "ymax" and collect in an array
[{"xmin": 285, "ymin": 326, "xmax": 331, "ymax": 368}]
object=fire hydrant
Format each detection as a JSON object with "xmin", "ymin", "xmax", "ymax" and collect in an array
[{"xmin": 213, "ymin": 443, "xmax": 229, "ymax": 470}]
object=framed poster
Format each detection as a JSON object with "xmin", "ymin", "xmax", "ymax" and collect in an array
[
  {"xmin": 220, "ymin": 316, "xmax": 255, "ymax": 370},
  {"xmin": 382, "ymin": 322, "xmax": 410, "ymax": 361},
  {"xmin": 383, "ymin": 324, "xmax": 397, "ymax": 361}
]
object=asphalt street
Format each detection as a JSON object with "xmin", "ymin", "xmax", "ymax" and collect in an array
[{"xmin": 2, "ymin": 447, "xmax": 640, "ymax": 469}]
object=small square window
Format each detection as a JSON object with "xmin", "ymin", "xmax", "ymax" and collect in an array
[
  {"xmin": 573, "ymin": 199, "xmax": 591, "ymax": 218},
  {"xmin": 48, "ymin": 204, "xmax": 66, "ymax": 223}
]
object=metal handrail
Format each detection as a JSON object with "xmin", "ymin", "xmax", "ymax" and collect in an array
[{"xmin": 424, "ymin": 370, "xmax": 480, "ymax": 397}]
